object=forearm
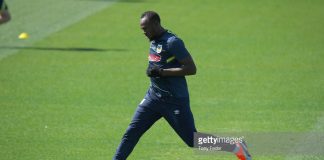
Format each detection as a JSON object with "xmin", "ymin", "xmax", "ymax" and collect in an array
[
  {"xmin": 161, "ymin": 65, "xmax": 196, "ymax": 76},
  {"xmin": 146, "ymin": 56, "xmax": 197, "ymax": 77}
]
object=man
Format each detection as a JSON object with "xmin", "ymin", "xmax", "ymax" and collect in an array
[
  {"xmin": 0, "ymin": 0, "xmax": 10, "ymax": 25},
  {"xmin": 113, "ymin": 11, "xmax": 251, "ymax": 160}
]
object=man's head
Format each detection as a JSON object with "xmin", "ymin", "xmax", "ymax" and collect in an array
[{"xmin": 140, "ymin": 11, "xmax": 164, "ymax": 40}]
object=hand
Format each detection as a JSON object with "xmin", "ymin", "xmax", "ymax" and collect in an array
[{"xmin": 146, "ymin": 65, "xmax": 163, "ymax": 77}]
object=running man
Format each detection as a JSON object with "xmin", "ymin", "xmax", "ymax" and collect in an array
[
  {"xmin": 113, "ymin": 11, "xmax": 251, "ymax": 160},
  {"xmin": 0, "ymin": 0, "xmax": 10, "ymax": 25}
]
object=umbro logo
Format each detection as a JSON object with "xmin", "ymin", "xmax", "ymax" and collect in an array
[{"xmin": 174, "ymin": 110, "xmax": 180, "ymax": 115}]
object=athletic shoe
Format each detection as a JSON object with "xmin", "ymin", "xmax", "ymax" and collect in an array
[{"xmin": 233, "ymin": 142, "xmax": 252, "ymax": 160}]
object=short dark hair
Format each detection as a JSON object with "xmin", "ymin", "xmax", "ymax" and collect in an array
[{"xmin": 141, "ymin": 11, "xmax": 161, "ymax": 24}]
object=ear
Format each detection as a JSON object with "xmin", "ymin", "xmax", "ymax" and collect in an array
[{"xmin": 151, "ymin": 20, "xmax": 160, "ymax": 26}]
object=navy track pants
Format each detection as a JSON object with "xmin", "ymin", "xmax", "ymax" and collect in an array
[{"xmin": 113, "ymin": 88, "xmax": 197, "ymax": 160}]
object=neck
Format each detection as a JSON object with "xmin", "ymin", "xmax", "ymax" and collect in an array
[
  {"xmin": 157, "ymin": 27, "xmax": 166, "ymax": 36},
  {"xmin": 151, "ymin": 27, "xmax": 166, "ymax": 41}
]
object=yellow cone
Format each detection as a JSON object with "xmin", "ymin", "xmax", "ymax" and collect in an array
[{"xmin": 18, "ymin": 32, "xmax": 29, "ymax": 39}]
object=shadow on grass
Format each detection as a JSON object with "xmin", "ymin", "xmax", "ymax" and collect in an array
[
  {"xmin": 80, "ymin": 0, "xmax": 145, "ymax": 3},
  {"xmin": 114, "ymin": 0, "xmax": 145, "ymax": 2},
  {"xmin": 0, "ymin": 46, "xmax": 128, "ymax": 52}
]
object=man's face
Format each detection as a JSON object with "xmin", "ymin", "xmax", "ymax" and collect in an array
[{"xmin": 140, "ymin": 17, "xmax": 156, "ymax": 40}]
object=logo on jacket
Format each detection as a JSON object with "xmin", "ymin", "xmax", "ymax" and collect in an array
[{"xmin": 156, "ymin": 44, "xmax": 163, "ymax": 54}]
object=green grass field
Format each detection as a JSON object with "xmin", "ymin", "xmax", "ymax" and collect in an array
[{"xmin": 1, "ymin": 0, "xmax": 323, "ymax": 159}]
